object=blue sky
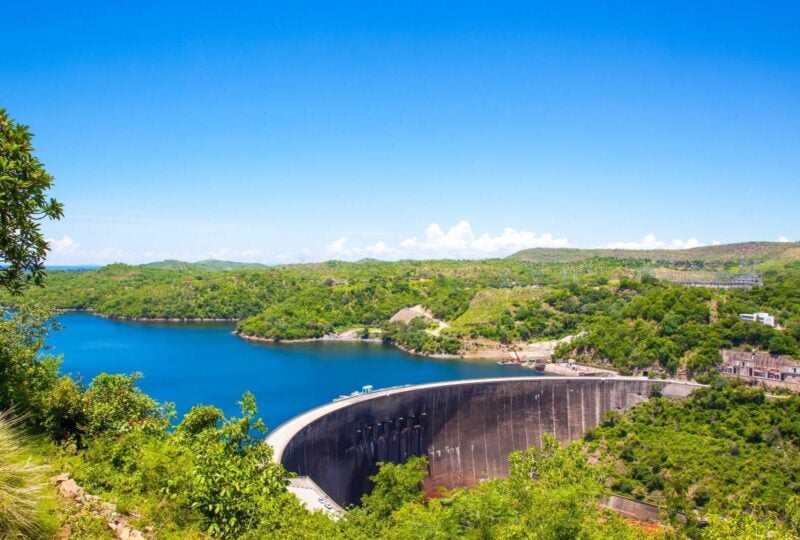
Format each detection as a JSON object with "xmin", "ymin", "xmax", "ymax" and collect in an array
[{"xmin": 2, "ymin": 1, "xmax": 798, "ymax": 264}]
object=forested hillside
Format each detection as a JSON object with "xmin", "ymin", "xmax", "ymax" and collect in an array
[
  {"xmin": 589, "ymin": 384, "xmax": 800, "ymax": 518},
  {"xmin": 4, "ymin": 304, "xmax": 800, "ymax": 538},
  {"xmin": 509, "ymin": 241, "xmax": 800, "ymax": 264},
  {"xmin": 5, "ymin": 256, "xmax": 800, "ymax": 377}
]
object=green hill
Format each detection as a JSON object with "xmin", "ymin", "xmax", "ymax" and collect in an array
[
  {"xmin": 140, "ymin": 259, "xmax": 269, "ymax": 271},
  {"xmin": 509, "ymin": 241, "xmax": 800, "ymax": 264}
]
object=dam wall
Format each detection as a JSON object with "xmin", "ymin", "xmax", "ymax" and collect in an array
[{"xmin": 268, "ymin": 377, "xmax": 700, "ymax": 508}]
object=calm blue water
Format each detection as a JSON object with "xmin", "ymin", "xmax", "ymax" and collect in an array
[{"xmin": 47, "ymin": 313, "xmax": 534, "ymax": 430}]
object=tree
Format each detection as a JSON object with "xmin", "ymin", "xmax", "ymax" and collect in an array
[
  {"xmin": 187, "ymin": 392, "xmax": 287, "ymax": 537},
  {"xmin": 0, "ymin": 108, "xmax": 63, "ymax": 294},
  {"xmin": 81, "ymin": 372, "xmax": 171, "ymax": 438},
  {"xmin": 0, "ymin": 303, "xmax": 60, "ymax": 415},
  {"xmin": 359, "ymin": 456, "xmax": 427, "ymax": 520},
  {"xmin": 768, "ymin": 333, "xmax": 797, "ymax": 356}
]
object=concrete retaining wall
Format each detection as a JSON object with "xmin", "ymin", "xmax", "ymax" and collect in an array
[
  {"xmin": 603, "ymin": 495, "xmax": 663, "ymax": 522},
  {"xmin": 268, "ymin": 377, "xmax": 700, "ymax": 508}
]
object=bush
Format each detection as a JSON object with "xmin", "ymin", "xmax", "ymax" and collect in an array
[{"xmin": 81, "ymin": 372, "xmax": 172, "ymax": 438}]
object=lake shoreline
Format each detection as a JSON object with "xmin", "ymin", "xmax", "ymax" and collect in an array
[
  {"xmin": 47, "ymin": 311, "xmax": 531, "ymax": 430},
  {"xmin": 56, "ymin": 308, "xmax": 240, "ymax": 323},
  {"xmin": 235, "ymin": 330, "xmax": 383, "ymax": 345},
  {"xmin": 25, "ymin": 307, "xmax": 546, "ymax": 365},
  {"xmin": 31, "ymin": 307, "xmax": 464, "ymax": 360},
  {"xmin": 234, "ymin": 330, "xmax": 465, "ymax": 360}
]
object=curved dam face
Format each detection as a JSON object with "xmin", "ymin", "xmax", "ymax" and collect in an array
[{"xmin": 268, "ymin": 377, "xmax": 699, "ymax": 508}]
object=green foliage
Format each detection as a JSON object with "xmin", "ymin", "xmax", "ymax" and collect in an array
[
  {"xmin": 5, "ymin": 296, "xmax": 800, "ymax": 538},
  {"xmin": 1, "ymin": 259, "xmax": 534, "ymax": 328},
  {"xmin": 2, "ymin": 263, "xmax": 301, "ymax": 320},
  {"xmin": 176, "ymin": 404, "xmax": 224, "ymax": 436},
  {"xmin": 0, "ymin": 108, "xmax": 64, "ymax": 294},
  {"xmin": 341, "ymin": 434, "xmax": 643, "ymax": 539},
  {"xmin": 242, "ymin": 492, "xmax": 340, "ymax": 539},
  {"xmin": 6, "ymin": 257, "xmax": 800, "ymax": 381},
  {"xmin": 450, "ymin": 286, "xmax": 579, "ymax": 343},
  {"xmin": 589, "ymin": 384, "xmax": 800, "ymax": 519},
  {"xmin": 57, "ymin": 391, "xmax": 291, "ymax": 539},
  {"xmin": 186, "ymin": 392, "xmax": 286, "ymax": 537},
  {"xmin": 141, "ymin": 259, "xmax": 268, "ymax": 271},
  {"xmin": 701, "ymin": 510, "xmax": 797, "ymax": 539},
  {"xmin": 0, "ymin": 303, "xmax": 61, "ymax": 414},
  {"xmin": 4, "ymin": 244, "xmax": 800, "ymax": 537},
  {"xmin": 558, "ymin": 271, "xmax": 800, "ymax": 375},
  {"xmin": 38, "ymin": 374, "xmax": 85, "ymax": 444},
  {"xmin": 235, "ymin": 264, "xmax": 529, "ymax": 341},
  {"xmin": 501, "ymin": 434, "xmax": 611, "ymax": 539},
  {"xmin": 381, "ymin": 319, "xmax": 461, "ymax": 355},
  {"xmin": 0, "ymin": 307, "xmax": 173, "ymax": 447},
  {"xmin": 0, "ymin": 304, "xmax": 296, "ymax": 538},
  {"xmin": 81, "ymin": 372, "xmax": 172, "ymax": 438},
  {"xmin": 360, "ymin": 456, "xmax": 428, "ymax": 520}
]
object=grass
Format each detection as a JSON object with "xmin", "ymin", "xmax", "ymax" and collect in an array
[
  {"xmin": 450, "ymin": 286, "xmax": 545, "ymax": 329},
  {"xmin": 0, "ymin": 411, "xmax": 56, "ymax": 539}
]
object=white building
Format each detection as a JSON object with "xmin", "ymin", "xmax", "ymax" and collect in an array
[{"xmin": 739, "ymin": 312, "xmax": 776, "ymax": 327}]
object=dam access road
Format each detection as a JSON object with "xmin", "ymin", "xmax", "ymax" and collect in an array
[{"xmin": 267, "ymin": 376, "xmax": 703, "ymax": 513}]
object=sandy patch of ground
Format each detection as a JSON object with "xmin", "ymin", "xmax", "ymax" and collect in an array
[
  {"xmin": 390, "ymin": 305, "xmax": 433, "ymax": 323},
  {"xmin": 390, "ymin": 305, "xmax": 450, "ymax": 336},
  {"xmin": 542, "ymin": 361, "xmax": 617, "ymax": 376}
]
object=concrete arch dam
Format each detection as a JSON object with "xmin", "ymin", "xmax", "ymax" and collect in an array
[{"xmin": 267, "ymin": 377, "xmax": 700, "ymax": 509}]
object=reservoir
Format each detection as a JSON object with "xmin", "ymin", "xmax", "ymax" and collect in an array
[{"xmin": 48, "ymin": 312, "xmax": 534, "ymax": 430}]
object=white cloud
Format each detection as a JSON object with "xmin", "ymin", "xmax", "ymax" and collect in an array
[
  {"xmin": 46, "ymin": 235, "xmax": 130, "ymax": 265},
  {"xmin": 142, "ymin": 250, "xmax": 170, "ymax": 260},
  {"xmin": 400, "ymin": 221, "xmax": 568, "ymax": 256},
  {"xmin": 208, "ymin": 248, "xmax": 262, "ymax": 261},
  {"xmin": 48, "ymin": 235, "xmax": 80, "ymax": 254},
  {"xmin": 325, "ymin": 220, "xmax": 568, "ymax": 261},
  {"xmin": 46, "ymin": 235, "xmax": 253, "ymax": 265},
  {"xmin": 778, "ymin": 235, "xmax": 790, "ymax": 243},
  {"xmin": 605, "ymin": 234, "xmax": 703, "ymax": 250},
  {"xmin": 326, "ymin": 237, "xmax": 399, "ymax": 259},
  {"xmin": 45, "ymin": 235, "xmax": 278, "ymax": 266},
  {"xmin": 327, "ymin": 237, "xmax": 349, "ymax": 254}
]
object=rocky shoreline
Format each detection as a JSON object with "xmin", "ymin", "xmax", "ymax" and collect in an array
[
  {"xmin": 234, "ymin": 330, "xmax": 465, "ymax": 360},
  {"xmin": 8, "ymin": 307, "xmax": 585, "ymax": 367},
  {"xmin": 234, "ymin": 330, "xmax": 384, "ymax": 345}
]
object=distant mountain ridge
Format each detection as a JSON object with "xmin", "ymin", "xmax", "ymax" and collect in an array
[
  {"xmin": 45, "ymin": 265, "xmax": 101, "ymax": 271},
  {"xmin": 508, "ymin": 241, "xmax": 800, "ymax": 264},
  {"xmin": 67, "ymin": 242, "xmax": 800, "ymax": 270},
  {"xmin": 140, "ymin": 259, "xmax": 269, "ymax": 271}
]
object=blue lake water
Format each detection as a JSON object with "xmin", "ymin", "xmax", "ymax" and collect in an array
[{"xmin": 47, "ymin": 312, "xmax": 535, "ymax": 430}]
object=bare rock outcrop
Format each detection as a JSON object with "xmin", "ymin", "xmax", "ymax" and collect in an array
[{"xmin": 52, "ymin": 473, "xmax": 153, "ymax": 540}]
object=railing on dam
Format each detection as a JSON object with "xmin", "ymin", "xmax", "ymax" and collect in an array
[{"xmin": 267, "ymin": 376, "xmax": 702, "ymax": 509}]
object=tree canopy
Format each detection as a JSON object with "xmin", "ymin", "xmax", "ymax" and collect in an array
[{"xmin": 0, "ymin": 108, "xmax": 63, "ymax": 294}]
